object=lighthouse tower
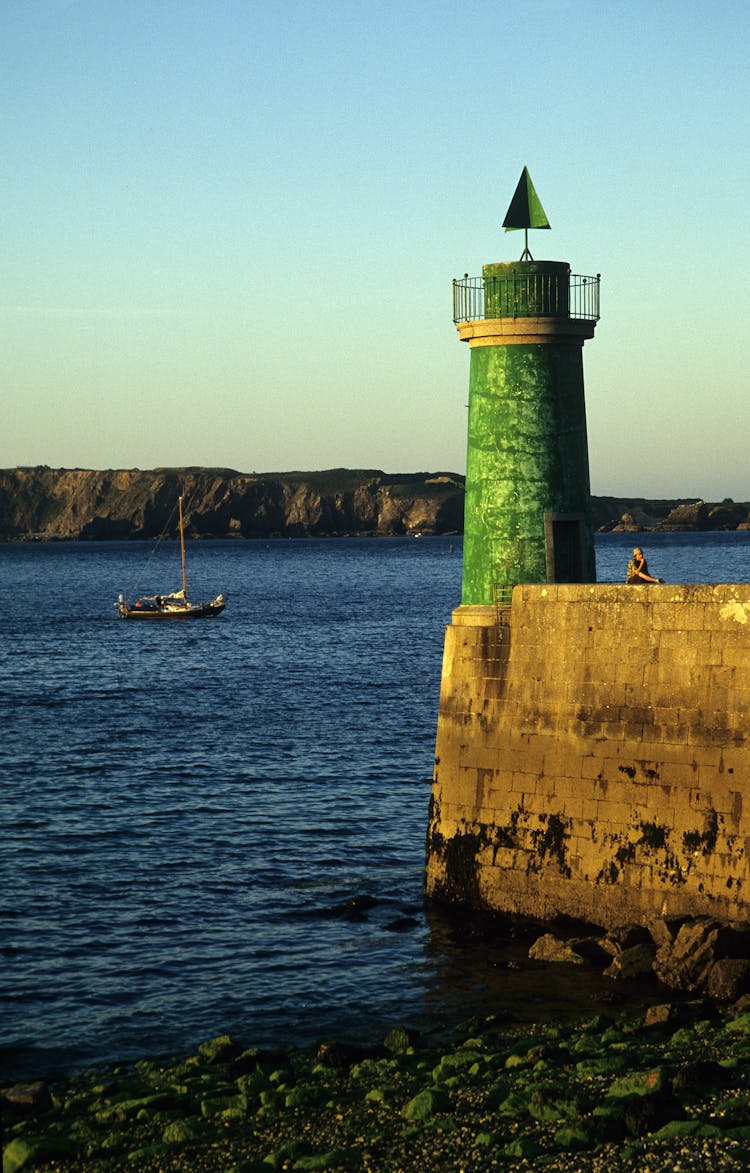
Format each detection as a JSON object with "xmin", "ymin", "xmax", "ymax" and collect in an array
[
  {"xmin": 454, "ymin": 168, "xmax": 600, "ymax": 605},
  {"xmin": 428, "ymin": 175, "xmax": 750, "ymax": 930}
]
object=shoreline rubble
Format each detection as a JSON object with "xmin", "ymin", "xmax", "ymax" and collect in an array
[
  {"xmin": 5, "ymin": 994, "xmax": 750, "ymax": 1171},
  {"xmin": 6, "ymin": 916, "xmax": 750, "ymax": 1170}
]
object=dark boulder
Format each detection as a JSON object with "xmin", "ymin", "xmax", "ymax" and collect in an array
[
  {"xmin": 653, "ymin": 918, "xmax": 724, "ymax": 991},
  {"xmin": 0, "ymin": 1080, "xmax": 53, "ymax": 1121},
  {"xmin": 654, "ymin": 918, "xmax": 750, "ymax": 994},
  {"xmin": 529, "ymin": 933, "xmax": 608, "ymax": 966},
  {"xmin": 706, "ymin": 958, "xmax": 750, "ymax": 1001},
  {"xmin": 671, "ymin": 1058, "xmax": 733, "ymax": 1094},
  {"xmin": 601, "ymin": 923, "xmax": 654, "ymax": 954},
  {"xmin": 604, "ymin": 942, "xmax": 656, "ymax": 981}
]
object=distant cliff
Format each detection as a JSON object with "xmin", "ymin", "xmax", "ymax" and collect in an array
[
  {"xmin": 0, "ymin": 467, "xmax": 464, "ymax": 540},
  {"xmin": 1, "ymin": 468, "xmax": 748, "ymax": 539},
  {"xmin": 590, "ymin": 496, "xmax": 750, "ymax": 533}
]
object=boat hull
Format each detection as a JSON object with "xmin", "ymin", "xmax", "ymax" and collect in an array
[{"xmin": 116, "ymin": 598, "xmax": 226, "ymax": 620}]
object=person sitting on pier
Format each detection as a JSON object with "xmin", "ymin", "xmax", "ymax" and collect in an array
[{"xmin": 626, "ymin": 547, "xmax": 664, "ymax": 584}]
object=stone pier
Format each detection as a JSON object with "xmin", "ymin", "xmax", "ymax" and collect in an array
[{"xmin": 426, "ymin": 585, "xmax": 750, "ymax": 927}]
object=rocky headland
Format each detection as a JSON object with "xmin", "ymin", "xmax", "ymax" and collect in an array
[{"xmin": 1, "ymin": 467, "xmax": 749, "ymax": 540}]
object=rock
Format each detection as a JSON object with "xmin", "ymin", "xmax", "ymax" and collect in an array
[
  {"xmin": 644, "ymin": 1002, "xmax": 682, "ymax": 1028},
  {"xmin": 653, "ymin": 1119, "xmax": 724, "ymax": 1139},
  {"xmin": 527, "ymin": 932, "xmax": 608, "ymax": 965},
  {"xmin": 590, "ymin": 1103, "xmax": 629, "ymax": 1142},
  {"xmin": 384, "ymin": 916, "xmax": 420, "ymax": 932},
  {"xmin": 569, "ymin": 937, "xmax": 612, "ymax": 965},
  {"xmin": 495, "ymin": 1089, "xmax": 530, "ymax": 1118},
  {"xmin": 227, "ymin": 1047, "xmax": 263, "ymax": 1078},
  {"xmin": 197, "ymin": 1035, "xmax": 243, "ymax": 1065},
  {"xmin": 0, "ymin": 1081, "xmax": 53, "ymax": 1120},
  {"xmin": 603, "ymin": 942, "xmax": 656, "ymax": 980},
  {"xmin": 671, "ymin": 1059, "xmax": 733, "ymax": 1094},
  {"xmin": 599, "ymin": 923, "xmax": 654, "ymax": 955},
  {"xmin": 706, "ymin": 502, "xmax": 748, "ymax": 530},
  {"xmin": 659, "ymin": 500, "xmax": 710, "ymax": 530},
  {"xmin": 647, "ymin": 915, "xmax": 692, "ymax": 949},
  {"xmin": 257, "ymin": 1089, "xmax": 284, "ymax": 1112},
  {"xmin": 529, "ymin": 934, "xmax": 585, "ymax": 965},
  {"xmin": 620, "ymin": 1091, "xmax": 685, "ymax": 1137},
  {"xmin": 710, "ymin": 923, "xmax": 750, "ymax": 959},
  {"xmin": 502, "ymin": 1136, "xmax": 541, "ymax": 1157},
  {"xmin": 432, "ymin": 1048, "xmax": 485, "ymax": 1082},
  {"xmin": 363, "ymin": 1087, "xmax": 393, "ymax": 1104},
  {"xmin": 236, "ymin": 1071, "xmax": 269, "ymax": 1103},
  {"xmin": 653, "ymin": 917, "xmax": 750, "ymax": 995},
  {"xmin": 612, "ymin": 512, "xmax": 640, "ymax": 532},
  {"xmin": 706, "ymin": 958, "xmax": 750, "ymax": 1000},
  {"xmin": 528, "ymin": 1088, "xmax": 581, "ymax": 1123},
  {"xmin": 2, "ymin": 1135, "xmax": 77, "ymax": 1172},
  {"xmin": 575, "ymin": 1056, "xmax": 627, "ymax": 1078},
  {"xmin": 263, "ymin": 1140, "xmax": 308, "ymax": 1169},
  {"xmin": 554, "ymin": 1123, "xmax": 592, "ymax": 1151},
  {"xmin": 401, "ymin": 1087, "xmax": 449, "ymax": 1121},
  {"xmin": 606, "ymin": 1067, "xmax": 668, "ymax": 1098},
  {"xmin": 292, "ymin": 1152, "xmax": 347, "ymax": 1171},
  {"xmin": 321, "ymin": 895, "xmax": 378, "ymax": 922},
  {"xmin": 162, "ymin": 1119, "xmax": 201, "ymax": 1143},
  {"xmin": 653, "ymin": 918, "xmax": 723, "ymax": 991},
  {"xmin": 314, "ymin": 1041, "xmax": 369, "ymax": 1068},
  {"xmin": 201, "ymin": 1093, "xmax": 245, "ymax": 1117},
  {"xmin": 383, "ymin": 1026, "xmax": 418, "ymax": 1055}
]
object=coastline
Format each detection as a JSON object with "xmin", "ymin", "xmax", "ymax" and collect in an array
[
  {"xmin": 2, "ymin": 466, "xmax": 749, "ymax": 540},
  {"xmin": 5, "ymin": 1000, "xmax": 750, "ymax": 1171}
]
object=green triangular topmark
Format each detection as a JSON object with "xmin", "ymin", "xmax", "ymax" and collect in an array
[{"xmin": 503, "ymin": 167, "xmax": 551, "ymax": 231}]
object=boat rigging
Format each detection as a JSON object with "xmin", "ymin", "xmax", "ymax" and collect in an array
[{"xmin": 115, "ymin": 495, "xmax": 227, "ymax": 620}]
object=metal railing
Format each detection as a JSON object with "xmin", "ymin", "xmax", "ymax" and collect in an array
[
  {"xmin": 453, "ymin": 272, "xmax": 600, "ymax": 324},
  {"xmin": 492, "ymin": 583, "xmax": 514, "ymax": 626}
]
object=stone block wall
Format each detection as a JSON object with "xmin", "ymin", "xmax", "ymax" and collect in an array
[{"xmin": 425, "ymin": 585, "xmax": 750, "ymax": 927}]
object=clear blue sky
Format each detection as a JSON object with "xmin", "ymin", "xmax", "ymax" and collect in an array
[{"xmin": 1, "ymin": 0, "xmax": 748, "ymax": 498}]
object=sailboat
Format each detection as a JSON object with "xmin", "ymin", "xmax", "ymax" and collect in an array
[{"xmin": 115, "ymin": 496, "xmax": 227, "ymax": 620}]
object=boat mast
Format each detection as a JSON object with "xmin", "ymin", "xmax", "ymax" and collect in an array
[{"xmin": 179, "ymin": 495, "xmax": 188, "ymax": 599}]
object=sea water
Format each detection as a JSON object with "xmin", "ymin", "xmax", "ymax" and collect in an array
[{"xmin": 2, "ymin": 531, "xmax": 749, "ymax": 1081}]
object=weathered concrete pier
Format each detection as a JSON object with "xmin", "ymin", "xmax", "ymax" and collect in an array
[{"xmin": 426, "ymin": 171, "xmax": 750, "ymax": 927}]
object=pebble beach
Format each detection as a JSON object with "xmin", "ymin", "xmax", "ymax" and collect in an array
[{"xmin": 6, "ymin": 996, "xmax": 750, "ymax": 1172}]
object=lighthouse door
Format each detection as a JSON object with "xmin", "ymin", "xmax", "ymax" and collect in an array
[{"xmin": 544, "ymin": 514, "xmax": 586, "ymax": 583}]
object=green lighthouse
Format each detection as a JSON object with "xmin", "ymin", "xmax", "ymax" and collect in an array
[{"xmin": 454, "ymin": 168, "xmax": 600, "ymax": 604}]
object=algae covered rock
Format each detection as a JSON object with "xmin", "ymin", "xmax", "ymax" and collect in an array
[
  {"xmin": 291, "ymin": 1152, "xmax": 347, "ymax": 1171},
  {"xmin": 162, "ymin": 1118, "xmax": 202, "ymax": 1143},
  {"xmin": 383, "ymin": 1026, "xmax": 417, "ymax": 1055},
  {"xmin": 528, "ymin": 1086, "xmax": 582, "ymax": 1123},
  {"xmin": 606, "ymin": 1066, "xmax": 668, "ymax": 1098},
  {"xmin": 3, "ymin": 1134, "xmax": 77, "ymax": 1172},
  {"xmin": 554, "ymin": 1123, "xmax": 592, "ymax": 1150},
  {"xmin": 197, "ymin": 1034, "xmax": 243, "ymax": 1065},
  {"xmin": 401, "ymin": 1087, "xmax": 449, "ymax": 1121}
]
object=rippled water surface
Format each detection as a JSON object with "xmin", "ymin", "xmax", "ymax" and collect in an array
[{"xmin": 2, "ymin": 531, "xmax": 749, "ymax": 1081}]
